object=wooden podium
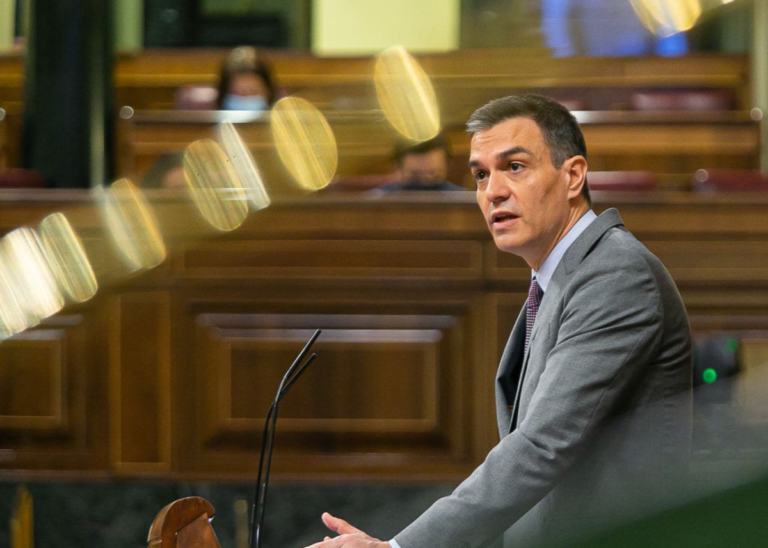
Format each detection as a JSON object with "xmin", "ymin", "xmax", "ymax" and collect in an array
[{"xmin": 148, "ymin": 497, "xmax": 222, "ymax": 548}]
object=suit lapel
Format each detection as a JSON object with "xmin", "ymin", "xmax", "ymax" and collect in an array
[
  {"xmin": 496, "ymin": 306, "xmax": 526, "ymax": 439},
  {"xmin": 495, "ymin": 208, "xmax": 627, "ymax": 437},
  {"xmin": 508, "ymin": 289, "xmax": 547, "ymax": 432}
]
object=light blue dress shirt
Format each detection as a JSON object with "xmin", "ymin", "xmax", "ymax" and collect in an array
[
  {"xmin": 389, "ymin": 210, "xmax": 597, "ymax": 548},
  {"xmin": 534, "ymin": 209, "xmax": 597, "ymax": 293}
]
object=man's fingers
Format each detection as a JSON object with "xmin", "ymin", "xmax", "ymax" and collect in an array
[
  {"xmin": 303, "ymin": 533, "xmax": 366, "ymax": 548},
  {"xmin": 322, "ymin": 512, "xmax": 364, "ymax": 535}
]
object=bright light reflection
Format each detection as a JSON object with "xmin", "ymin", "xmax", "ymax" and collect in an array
[
  {"xmin": 0, "ymin": 256, "xmax": 30, "ymax": 339},
  {"xmin": 630, "ymin": 0, "xmax": 703, "ymax": 36},
  {"xmin": 270, "ymin": 97, "xmax": 338, "ymax": 191},
  {"xmin": 184, "ymin": 139, "xmax": 249, "ymax": 231},
  {"xmin": 100, "ymin": 179, "xmax": 167, "ymax": 272},
  {"xmin": 217, "ymin": 121, "xmax": 271, "ymax": 212},
  {"xmin": 374, "ymin": 45, "xmax": 441, "ymax": 143},
  {"xmin": 3, "ymin": 227, "xmax": 65, "ymax": 326},
  {"xmin": 39, "ymin": 212, "xmax": 98, "ymax": 303}
]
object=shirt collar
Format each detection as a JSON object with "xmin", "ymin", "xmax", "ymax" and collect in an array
[{"xmin": 533, "ymin": 210, "xmax": 597, "ymax": 292}]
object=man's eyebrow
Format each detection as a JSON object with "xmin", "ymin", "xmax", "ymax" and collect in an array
[
  {"xmin": 468, "ymin": 146, "xmax": 536, "ymax": 169},
  {"xmin": 497, "ymin": 146, "xmax": 535, "ymax": 161}
]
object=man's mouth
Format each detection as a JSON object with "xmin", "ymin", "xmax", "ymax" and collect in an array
[{"xmin": 491, "ymin": 211, "xmax": 519, "ymax": 226}]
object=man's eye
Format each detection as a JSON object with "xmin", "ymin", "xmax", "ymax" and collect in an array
[
  {"xmin": 509, "ymin": 162, "xmax": 523, "ymax": 172},
  {"xmin": 474, "ymin": 171, "xmax": 487, "ymax": 181}
]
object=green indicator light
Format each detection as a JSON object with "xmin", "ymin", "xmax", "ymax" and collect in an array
[
  {"xmin": 703, "ymin": 368, "xmax": 718, "ymax": 384},
  {"xmin": 726, "ymin": 338, "xmax": 739, "ymax": 354}
]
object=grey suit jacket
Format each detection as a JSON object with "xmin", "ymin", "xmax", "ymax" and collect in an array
[{"xmin": 395, "ymin": 208, "xmax": 693, "ymax": 548}]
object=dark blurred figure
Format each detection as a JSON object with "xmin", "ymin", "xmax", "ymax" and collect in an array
[
  {"xmin": 217, "ymin": 46, "xmax": 277, "ymax": 111},
  {"xmin": 375, "ymin": 134, "xmax": 466, "ymax": 193},
  {"xmin": 142, "ymin": 151, "xmax": 185, "ymax": 189}
]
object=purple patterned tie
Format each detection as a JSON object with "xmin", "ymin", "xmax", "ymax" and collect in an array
[{"xmin": 524, "ymin": 277, "xmax": 543, "ymax": 356}]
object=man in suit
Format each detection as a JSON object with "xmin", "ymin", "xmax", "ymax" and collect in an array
[
  {"xmin": 373, "ymin": 133, "xmax": 466, "ymax": 193},
  {"xmin": 305, "ymin": 94, "xmax": 693, "ymax": 548}
]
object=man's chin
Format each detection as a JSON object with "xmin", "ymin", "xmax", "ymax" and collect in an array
[{"xmin": 492, "ymin": 236, "xmax": 525, "ymax": 256}]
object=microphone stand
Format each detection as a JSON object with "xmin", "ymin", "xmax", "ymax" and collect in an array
[{"xmin": 248, "ymin": 329, "xmax": 322, "ymax": 548}]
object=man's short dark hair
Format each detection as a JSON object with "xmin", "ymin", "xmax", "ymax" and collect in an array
[
  {"xmin": 466, "ymin": 94, "xmax": 591, "ymax": 206},
  {"xmin": 393, "ymin": 133, "xmax": 451, "ymax": 166}
]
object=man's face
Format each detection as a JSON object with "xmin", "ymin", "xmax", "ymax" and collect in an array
[
  {"xmin": 470, "ymin": 117, "xmax": 573, "ymax": 266},
  {"xmin": 398, "ymin": 148, "xmax": 449, "ymax": 186}
]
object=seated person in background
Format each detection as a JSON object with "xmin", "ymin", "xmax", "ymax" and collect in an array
[
  {"xmin": 217, "ymin": 46, "xmax": 277, "ymax": 111},
  {"xmin": 375, "ymin": 133, "xmax": 466, "ymax": 193},
  {"xmin": 142, "ymin": 151, "xmax": 185, "ymax": 189}
]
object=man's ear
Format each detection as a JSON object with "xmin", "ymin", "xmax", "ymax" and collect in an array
[{"xmin": 564, "ymin": 155, "xmax": 587, "ymax": 200}]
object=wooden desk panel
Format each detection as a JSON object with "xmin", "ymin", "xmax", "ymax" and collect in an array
[
  {"xmin": 0, "ymin": 309, "xmax": 109, "ymax": 472},
  {"xmin": 0, "ymin": 192, "xmax": 767, "ymax": 480},
  {"xmin": 177, "ymin": 239, "xmax": 484, "ymax": 283},
  {"xmin": 182, "ymin": 303, "xmax": 481, "ymax": 478}
]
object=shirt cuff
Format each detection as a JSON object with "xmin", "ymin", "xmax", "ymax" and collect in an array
[{"xmin": 389, "ymin": 539, "xmax": 402, "ymax": 548}]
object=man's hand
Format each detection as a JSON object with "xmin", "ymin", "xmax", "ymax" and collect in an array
[{"xmin": 303, "ymin": 513, "xmax": 390, "ymax": 548}]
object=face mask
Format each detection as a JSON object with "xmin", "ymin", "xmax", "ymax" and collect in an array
[{"xmin": 222, "ymin": 94, "xmax": 269, "ymax": 111}]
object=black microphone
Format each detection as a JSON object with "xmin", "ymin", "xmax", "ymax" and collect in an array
[{"xmin": 248, "ymin": 329, "xmax": 321, "ymax": 548}]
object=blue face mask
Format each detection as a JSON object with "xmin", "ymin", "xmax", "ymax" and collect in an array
[{"xmin": 222, "ymin": 94, "xmax": 269, "ymax": 111}]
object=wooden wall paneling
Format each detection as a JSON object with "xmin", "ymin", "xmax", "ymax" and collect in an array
[
  {"xmin": 108, "ymin": 292, "xmax": 172, "ymax": 474},
  {"xmin": 484, "ymin": 240, "xmax": 533, "ymax": 285},
  {"xmin": 643, "ymin": 241, "xmax": 768, "ymax": 284},
  {"xmin": 470, "ymin": 293, "xmax": 528, "ymax": 458},
  {"xmin": 0, "ymin": 331, "xmax": 65, "ymax": 432},
  {"xmin": 178, "ymin": 239, "xmax": 484, "ymax": 284},
  {"xmin": 228, "ymin": 198, "xmax": 487, "ymax": 241},
  {"xmin": 175, "ymin": 288, "xmax": 486, "ymax": 481},
  {"xmin": 1, "ymin": 191, "xmax": 768, "ymax": 481},
  {"xmin": 579, "ymin": 118, "xmax": 761, "ymax": 172},
  {"xmin": 615, "ymin": 199, "xmax": 768, "ymax": 239},
  {"xmin": 0, "ymin": 311, "xmax": 107, "ymax": 472},
  {"xmin": 681, "ymin": 289, "xmax": 768, "ymax": 318}
]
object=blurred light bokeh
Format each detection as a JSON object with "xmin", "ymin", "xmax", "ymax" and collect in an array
[
  {"xmin": 99, "ymin": 179, "xmax": 167, "ymax": 272},
  {"xmin": 374, "ymin": 45, "xmax": 441, "ymax": 143},
  {"xmin": 270, "ymin": 97, "xmax": 338, "ymax": 191},
  {"xmin": 2, "ymin": 227, "xmax": 64, "ymax": 327},
  {"xmin": 39, "ymin": 212, "xmax": 98, "ymax": 304},
  {"xmin": 217, "ymin": 121, "xmax": 271, "ymax": 212},
  {"xmin": 184, "ymin": 138, "xmax": 249, "ymax": 231}
]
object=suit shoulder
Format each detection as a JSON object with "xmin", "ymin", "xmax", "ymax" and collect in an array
[{"xmin": 578, "ymin": 226, "xmax": 659, "ymax": 278}]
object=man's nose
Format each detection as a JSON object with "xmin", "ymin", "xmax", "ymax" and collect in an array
[{"xmin": 484, "ymin": 171, "xmax": 509, "ymax": 203}]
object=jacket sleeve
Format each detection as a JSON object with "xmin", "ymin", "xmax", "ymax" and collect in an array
[{"xmin": 394, "ymin": 254, "xmax": 664, "ymax": 548}]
